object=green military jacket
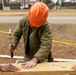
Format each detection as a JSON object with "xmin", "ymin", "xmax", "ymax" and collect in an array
[{"xmin": 12, "ymin": 16, "xmax": 52, "ymax": 62}]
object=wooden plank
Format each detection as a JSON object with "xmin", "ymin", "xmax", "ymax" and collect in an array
[
  {"xmin": 1, "ymin": 62, "xmax": 76, "ymax": 75},
  {"xmin": 0, "ymin": 55, "xmax": 24, "ymax": 59},
  {"xmin": 1, "ymin": 72, "xmax": 69, "ymax": 75},
  {"xmin": 0, "ymin": 72, "xmax": 1, "ymax": 75},
  {"xmin": 54, "ymin": 58, "xmax": 76, "ymax": 62},
  {"xmin": 0, "ymin": 55, "xmax": 76, "ymax": 62}
]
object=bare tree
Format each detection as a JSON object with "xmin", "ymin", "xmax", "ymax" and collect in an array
[
  {"xmin": 6, "ymin": 0, "xmax": 10, "ymax": 3},
  {"xmin": 39, "ymin": 0, "xmax": 42, "ymax": 1},
  {"xmin": 70, "ymin": 0, "xmax": 76, "ymax": 3},
  {"xmin": 61, "ymin": 0, "xmax": 65, "ymax": 6},
  {"xmin": 1, "ymin": 0, "xmax": 4, "ymax": 9},
  {"xmin": 43, "ymin": 0, "xmax": 52, "ymax": 4},
  {"xmin": 55, "ymin": 0, "xmax": 60, "ymax": 9},
  {"xmin": 56, "ymin": 0, "xmax": 60, "ymax": 6},
  {"xmin": 61, "ymin": 0, "xmax": 65, "ymax": 3}
]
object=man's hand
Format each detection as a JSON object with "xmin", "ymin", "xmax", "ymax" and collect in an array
[
  {"xmin": 72, "ymin": 65, "xmax": 76, "ymax": 70},
  {"xmin": 8, "ymin": 44, "xmax": 15, "ymax": 52},
  {"xmin": 0, "ymin": 64, "xmax": 20, "ymax": 72},
  {"xmin": 21, "ymin": 58, "xmax": 38, "ymax": 69}
]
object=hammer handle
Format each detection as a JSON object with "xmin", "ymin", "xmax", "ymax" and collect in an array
[
  {"xmin": 11, "ymin": 52, "xmax": 13, "ymax": 58},
  {"xmin": 9, "ymin": 29, "xmax": 14, "ymax": 58}
]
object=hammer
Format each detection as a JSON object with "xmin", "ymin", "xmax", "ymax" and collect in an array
[{"xmin": 9, "ymin": 29, "xmax": 13, "ymax": 58}]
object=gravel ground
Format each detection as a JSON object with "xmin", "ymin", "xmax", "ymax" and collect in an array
[{"xmin": 0, "ymin": 23, "xmax": 76, "ymax": 64}]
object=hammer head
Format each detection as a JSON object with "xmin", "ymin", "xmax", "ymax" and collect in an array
[{"xmin": 8, "ymin": 29, "xmax": 12, "ymax": 35}]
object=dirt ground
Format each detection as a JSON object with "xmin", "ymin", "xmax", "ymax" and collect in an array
[{"xmin": 0, "ymin": 23, "xmax": 76, "ymax": 64}]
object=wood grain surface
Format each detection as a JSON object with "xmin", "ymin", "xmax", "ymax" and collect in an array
[{"xmin": 1, "ymin": 62, "xmax": 76, "ymax": 75}]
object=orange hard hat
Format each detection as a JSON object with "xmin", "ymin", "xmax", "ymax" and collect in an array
[{"xmin": 28, "ymin": 2, "xmax": 49, "ymax": 27}]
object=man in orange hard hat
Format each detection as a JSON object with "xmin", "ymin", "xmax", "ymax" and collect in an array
[{"xmin": 8, "ymin": 2, "xmax": 52, "ymax": 69}]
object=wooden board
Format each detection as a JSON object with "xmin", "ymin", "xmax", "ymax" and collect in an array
[{"xmin": 1, "ymin": 62, "xmax": 76, "ymax": 75}]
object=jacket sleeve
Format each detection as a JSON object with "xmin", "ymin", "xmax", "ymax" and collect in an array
[
  {"xmin": 34, "ymin": 22, "xmax": 52, "ymax": 62},
  {"xmin": 12, "ymin": 19, "xmax": 23, "ymax": 48}
]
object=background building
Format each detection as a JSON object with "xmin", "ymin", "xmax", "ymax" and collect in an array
[{"xmin": 0, "ymin": 0, "xmax": 76, "ymax": 10}]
